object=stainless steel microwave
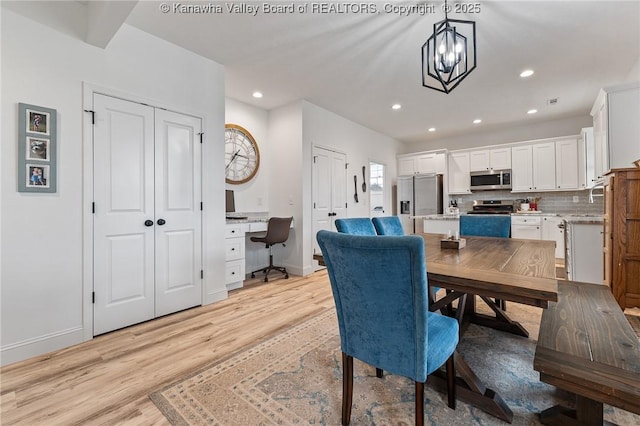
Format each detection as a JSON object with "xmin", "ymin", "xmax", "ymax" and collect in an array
[{"xmin": 470, "ymin": 169, "xmax": 512, "ymax": 191}]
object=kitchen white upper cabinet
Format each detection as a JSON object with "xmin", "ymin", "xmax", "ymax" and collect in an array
[
  {"xmin": 592, "ymin": 98, "xmax": 609, "ymax": 181},
  {"xmin": 469, "ymin": 148, "xmax": 511, "ymax": 172},
  {"xmin": 555, "ymin": 137, "xmax": 580, "ymax": 190},
  {"xmin": 490, "ymin": 148, "xmax": 512, "ymax": 170},
  {"xmin": 511, "ymin": 145, "xmax": 533, "ymax": 191},
  {"xmin": 590, "ymin": 82, "xmax": 640, "ymax": 177},
  {"xmin": 541, "ymin": 216, "xmax": 565, "ymax": 259},
  {"xmin": 469, "ymin": 150, "xmax": 490, "ymax": 171},
  {"xmin": 578, "ymin": 127, "xmax": 594, "ymax": 189},
  {"xmin": 398, "ymin": 157, "xmax": 417, "ymax": 176},
  {"xmin": 448, "ymin": 151, "xmax": 471, "ymax": 194},
  {"xmin": 512, "ymin": 139, "xmax": 581, "ymax": 192},
  {"xmin": 397, "ymin": 152, "xmax": 445, "ymax": 176},
  {"xmin": 416, "ymin": 152, "xmax": 445, "ymax": 174},
  {"xmin": 532, "ymin": 142, "xmax": 556, "ymax": 190}
]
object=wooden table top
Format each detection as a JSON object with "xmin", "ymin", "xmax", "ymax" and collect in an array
[
  {"xmin": 420, "ymin": 233, "xmax": 558, "ymax": 308},
  {"xmin": 313, "ymin": 233, "xmax": 559, "ymax": 308}
]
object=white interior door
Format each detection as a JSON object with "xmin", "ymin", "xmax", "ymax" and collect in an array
[
  {"xmin": 154, "ymin": 109, "xmax": 202, "ymax": 317},
  {"xmin": 331, "ymin": 153, "xmax": 347, "ymax": 220},
  {"xmin": 312, "ymin": 147, "xmax": 346, "ymax": 265},
  {"xmin": 93, "ymin": 94, "xmax": 156, "ymax": 335},
  {"xmin": 93, "ymin": 94, "xmax": 202, "ymax": 334}
]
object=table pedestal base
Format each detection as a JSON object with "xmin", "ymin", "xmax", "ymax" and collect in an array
[
  {"xmin": 539, "ymin": 395, "xmax": 609, "ymax": 426},
  {"xmin": 428, "ymin": 351, "xmax": 513, "ymax": 423}
]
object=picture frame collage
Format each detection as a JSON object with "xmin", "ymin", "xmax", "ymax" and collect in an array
[{"xmin": 18, "ymin": 103, "xmax": 57, "ymax": 193}]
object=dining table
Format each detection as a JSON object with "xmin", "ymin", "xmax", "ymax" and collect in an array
[{"xmin": 314, "ymin": 232, "xmax": 558, "ymax": 423}]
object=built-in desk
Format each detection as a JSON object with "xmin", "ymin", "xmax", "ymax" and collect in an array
[{"xmin": 225, "ymin": 217, "xmax": 293, "ymax": 290}]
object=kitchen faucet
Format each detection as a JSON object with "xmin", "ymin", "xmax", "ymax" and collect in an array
[{"xmin": 588, "ymin": 181, "xmax": 605, "ymax": 203}]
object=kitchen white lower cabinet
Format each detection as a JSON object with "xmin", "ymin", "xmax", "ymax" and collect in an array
[
  {"xmin": 511, "ymin": 215, "xmax": 542, "ymax": 240},
  {"xmin": 541, "ymin": 216, "xmax": 565, "ymax": 259},
  {"xmin": 225, "ymin": 224, "xmax": 246, "ymax": 290},
  {"xmin": 565, "ymin": 222, "xmax": 604, "ymax": 284},
  {"xmin": 422, "ymin": 217, "xmax": 459, "ymax": 236}
]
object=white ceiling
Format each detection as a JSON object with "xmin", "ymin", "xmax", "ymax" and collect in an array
[
  {"xmin": 124, "ymin": 1, "xmax": 640, "ymax": 145},
  {"xmin": 10, "ymin": 1, "xmax": 640, "ymax": 145}
]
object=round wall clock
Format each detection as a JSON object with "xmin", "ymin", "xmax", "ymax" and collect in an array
[{"xmin": 225, "ymin": 124, "xmax": 260, "ymax": 185}]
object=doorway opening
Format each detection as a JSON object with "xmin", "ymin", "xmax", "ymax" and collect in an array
[{"xmin": 369, "ymin": 161, "xmax": 386, "ymax": 217}]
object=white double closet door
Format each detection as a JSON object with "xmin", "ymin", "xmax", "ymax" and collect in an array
[
  {"xmin": 92, "ymin": 94, "xmax": 202, "ymax": 335},
  {"xmin": 312, "ymin": 146, "xmax": 347, "ymax": 268}
]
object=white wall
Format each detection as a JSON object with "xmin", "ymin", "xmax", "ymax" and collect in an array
[
  {"xmin": 627, "ymin": 57, "xmax": 640, "ymax": 81},
  {"xmin": 399, "ymin": 114, "xmax": 593, "ymax": 153},
  {"xmin": 1, "ymin": 10, "xmax": 226, "ymax": 365},
  {"xmin": 300, "ymin": 101, "xmax": 400, "ymax": 274},
  {"xmin": 225, "ymin": 98, "xmax": 270, "ymax": 213},
  {"xmin": 227, "ymin": 99, "xmax": 401, "ymax": 277},
  {"xmin": 267, "ymin": 101, "xmax": 305, "ymax": 274}
]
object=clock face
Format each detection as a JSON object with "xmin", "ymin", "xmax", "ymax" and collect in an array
[{"xmin": 225, "ymin": 124, "xmax": 260, "ymax": 184}]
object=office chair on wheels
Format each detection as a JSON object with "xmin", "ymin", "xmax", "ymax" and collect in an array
[{"xmin": 250, "ymin": 217, "xmax": 293, "ymax": 282}]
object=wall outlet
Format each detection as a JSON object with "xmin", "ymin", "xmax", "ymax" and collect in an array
[
  {"xmin": 457, "ymin": 198, "xmax": 463, "ymax": 204},
  {"xmin": 572, "ymin": 196, "xmax": 579, "ymax": 203},
  {"xmin": 257, "ymin": 197, "xmax": 263, "ymax": 206}
]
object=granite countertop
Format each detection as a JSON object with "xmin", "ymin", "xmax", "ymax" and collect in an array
[
  {"xmin": 417, "ymin": 214, "xmax": 462, "ymax": 220},
  {"xmin": 225, "ymin": 213, "xmax": 269, "ymax": 223},
  {"xmin": 562, "ymin": 215, "xmax": 604, "ymax": 224},
  {"xmin": 513, "ymin": 212, "xmax": 604, "ymax": 219}
]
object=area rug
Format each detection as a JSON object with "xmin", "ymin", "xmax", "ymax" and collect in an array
[{"xmin": 150, "ymin": 309, "xmax": 640, "ymax": 425}]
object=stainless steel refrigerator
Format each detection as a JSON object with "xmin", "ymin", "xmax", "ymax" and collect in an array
[{"xmin": 397, "ymin": 174, "xmax": 444, "ymax": 234}]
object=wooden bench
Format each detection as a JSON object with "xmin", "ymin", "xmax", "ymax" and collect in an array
[{"xmin": 534, "ymin": 280, "xmax": 640, "ymax": 425}]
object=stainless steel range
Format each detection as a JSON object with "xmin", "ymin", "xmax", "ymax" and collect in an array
[{"xmin": 467, "ymin": 199, "xmax": 515, "ymax": 215}]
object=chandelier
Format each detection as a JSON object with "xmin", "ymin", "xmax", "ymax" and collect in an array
[{"xmin": 422, "ymin": 0, "xmax": 477, "ymax": 93}]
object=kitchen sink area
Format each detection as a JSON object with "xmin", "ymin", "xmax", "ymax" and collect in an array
[{"xmin": 421, "ymin": 191, "xmax": 605, "ymax": 283}]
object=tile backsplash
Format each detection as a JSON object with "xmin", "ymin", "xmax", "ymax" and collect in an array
[{"xmin": 452, "ymin": 189, "xmax": 604, "ymax": 215}]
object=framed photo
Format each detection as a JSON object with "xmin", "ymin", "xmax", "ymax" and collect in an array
[
  {"xmin": 25, "ymin": 164, "xmax": 50, "ymax": 188},
  {"xmin": 26, "ymin": 137, "xmax": 50, "ymax": 161},
  {"xmin": 26, "ymin": 108, "xmax": 50, "ymax": 135},
  {"xmin": 18, "ymin": 103, "xmax": 57, "ymax": 193}
]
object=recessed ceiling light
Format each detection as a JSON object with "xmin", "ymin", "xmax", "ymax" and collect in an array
[
  {"xmin": 527, "ymin": 109, "xmax": 538, "ymax": 114},
  {"xmin": 520, "ymin": 70, "xmax": 534, "ymax": 78},
  {"xmin": 391, "ymin": 104, "xmax": 402, "ymax": 110},
  {"xmin": 428, "ymin": 127, "xmax": 436, "ymax": 132},
  {"xmin": 252, "ymin": 91, "xmax": 263, "ymax": 98},
  {"xmin": 473, "ymin": 119, "xmax": 482, "ymax": 124}
]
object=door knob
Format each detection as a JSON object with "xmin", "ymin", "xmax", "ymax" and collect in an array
[
  {"xmin": 157, "ymin": 219, "xmax": 166, "ymax": 226},
  {"xmin": 144, "ymin": 220, "xmax": 154, "ymax": 227}
]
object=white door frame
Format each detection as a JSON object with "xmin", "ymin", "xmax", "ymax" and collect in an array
[
  {"xmin": 368, "ymin": 160, "xmax": 387, "ymax": 216},
  {"xmin": 311, "ymin": 144, "xmax": 347, "ymax": 269},
  {"xmin": 82, "ymin": 82, "xmax": 206, "ymax": 341}
]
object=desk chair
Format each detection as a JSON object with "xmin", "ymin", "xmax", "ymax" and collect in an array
[
  {"xmin": 334, "ymin": 218, "xmax": 376, "ymax": 235},
  {"xmin": 460, "ymin": 215, "xmax": 511, "ymax": 310},
  {"xmin": 316, "ymin": 230, "xmax": 459, "ymax": 426},
  {"xmin": 372, "ymin": 216, "xmax": 404, "ymax": 236},
  {"xmin": 250, "ymin": 217, "xmax": 293, "ymax": 282}
]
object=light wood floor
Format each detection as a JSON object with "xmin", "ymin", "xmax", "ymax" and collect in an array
[{"xmin": 0, "ymin": 271, "xmax": 335, "ymax": 425}]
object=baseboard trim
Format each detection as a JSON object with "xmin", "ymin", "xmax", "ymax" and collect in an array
[
  {"xmin": 204, "ymin": 287, "xmax": 228, "ymax": 305},
  {"xmin": 1, "ymin": 326, "xmax": 85, "ymax": 367}
]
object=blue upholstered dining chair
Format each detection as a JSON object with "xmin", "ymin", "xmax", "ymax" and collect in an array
[
  {"xmin": 459, "ymin": 215, "xmax": 511, "ymax": 238},
  {"xmin": 316, "ymin": 230, "xmax": 459, "ymax": 426},
  {"xmin": 372, "ymin": 216, "xmax": 404, "ymax": 235},
  {"xmin": 334, "ymin": 218, "xmax": 377, "ymax": 235},
  {"xmin": 459, "ymin": 214, "xmax": 511, "ymax": 310}
]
